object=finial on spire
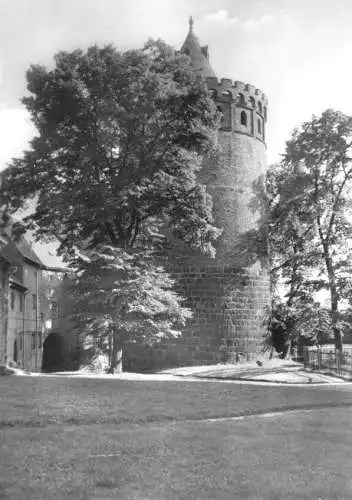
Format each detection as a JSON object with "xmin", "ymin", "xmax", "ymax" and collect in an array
[{"xmin": 189, "ymin": 16, "xmax": 194, "ymax": 33}]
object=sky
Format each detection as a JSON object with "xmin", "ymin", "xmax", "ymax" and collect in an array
[{"xmin": 1, "ymin": 0, "xmax": 352, "ymax": 170}]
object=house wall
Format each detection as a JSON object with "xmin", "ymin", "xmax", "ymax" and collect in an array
[
  {"xmin": 0, "ymin": 263, "xmax": 9, "ymax": 364},
  {"xmin": 7, "ymin": 262, "xmax": 45, "ymax": 371}
]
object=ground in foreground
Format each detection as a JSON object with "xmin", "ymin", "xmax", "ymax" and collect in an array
[{"xmin": 1, "ymin": 376, "xmax": 352, "ymax": 499}]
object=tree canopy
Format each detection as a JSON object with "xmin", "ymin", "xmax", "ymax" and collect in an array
[
  {"xmin": 0, "ymin": 40, "xmax": 224, "ymax": 372},
  {"xmin": 268, "ymin": 109, "xmax": 352, "ymax": 351},
  {"xmin": 0, "ymin": 40, "xmax": 221, "ymax": 259}
]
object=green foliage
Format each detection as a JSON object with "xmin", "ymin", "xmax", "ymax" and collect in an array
[
  {"xmin": 266, "ymin": 297, "xmax": 333, "ymax": 357},
  {"xmin": 0, "ymin": 39, "xmax": 224, "ymax": 371},
  {"xmin": 0, "ymin": 40, "xmax": 221, "ymax": 259},
  {"xmin": 68, "ymin": 245, "xmax": 192, "ymax": 372},
  {"xmin": 268, "ymin": 110, "xmax": 352, "ymax": 350}
]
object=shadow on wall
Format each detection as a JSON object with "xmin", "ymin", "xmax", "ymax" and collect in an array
[
  {"xmin": 225, "ymin": 174, "xmax": 269, "ymax": 270},
  {"xmin": 42, "ymin": 332, "xmax": 64, "ymax": 373}
]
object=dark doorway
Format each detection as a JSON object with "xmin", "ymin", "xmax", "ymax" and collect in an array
[
  {"xmin": 13, "ymin": 340, "xmax": 18, "ymax": 363},
  {"xmin": 42, "ymin": 333, "xmax": 64, "ymax": 372}
]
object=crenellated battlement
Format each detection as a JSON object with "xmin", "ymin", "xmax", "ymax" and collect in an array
[{"xmin": 205, "ymin": 77, "xmax": 268, "ymax": 119}]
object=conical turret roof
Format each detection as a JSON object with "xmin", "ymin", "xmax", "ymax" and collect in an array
[{"xmin": 180, "ymin": 17, "xmax": 216, "ymax": 78}]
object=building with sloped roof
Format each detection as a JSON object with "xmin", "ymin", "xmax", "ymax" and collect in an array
[{"xmin": 0, "ymin": 225, "xmax": 66, "ymax": 371}]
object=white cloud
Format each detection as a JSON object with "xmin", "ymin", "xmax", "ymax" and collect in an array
[
  {"xmin": 203, "ymin": 10, "xmax": 238, "ymax": 24},
  {"xmin": 204, "ymin": 10, "xmax": 274, "ymax": 28},
  {"xmin": 0, "ymin": 107, "xmax": 36, "ymax": 171},
  {"xmin": 258, "ymin": 14, "xmax": 275, "ymax": 25}
]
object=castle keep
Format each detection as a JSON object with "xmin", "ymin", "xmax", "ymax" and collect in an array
[{"xmin": 165, "ymin": 19, "xmax": 270, "ymax": 364}]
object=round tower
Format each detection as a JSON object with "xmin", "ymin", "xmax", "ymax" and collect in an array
[{"xmin": 170, "ymin": 19, "xmax": 270, "ymax": 363}]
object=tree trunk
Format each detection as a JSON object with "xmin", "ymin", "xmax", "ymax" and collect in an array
[
  {"xmin": 325, "ymin": 250, "xmax": 342, "ymax": 351},
  {"xmin": 318, "ymin": 224, "xmax": 343, "ymax": 352},
  {"xmin": 108, "ymin": 330, "xmax": 124, "ymax": 374},
  {"xmin": 331, "ymin": 291, "xmax": 342, "ymax": 352},
  {"xmin": 283, "ymin": 339, "xmax": 292, "ymax": 360}
]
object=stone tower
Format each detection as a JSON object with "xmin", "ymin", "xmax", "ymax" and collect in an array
[{"xmin": 169, "ymin": 19, "xmax": 270, "ymax": 363}]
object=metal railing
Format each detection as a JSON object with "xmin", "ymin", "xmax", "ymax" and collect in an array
[{"xmin": 303, "ymin": 345, "xmax": 352, "ymax": 380}]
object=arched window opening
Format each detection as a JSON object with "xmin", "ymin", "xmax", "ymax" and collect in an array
[
  {"xmin": 249, "ymin": 97, "xmax": 256, "ymax": 108},
  {"xmin": 258, "ymin": 101, "xmax": 263, "ymax": 114},
  {"xmin": 264, "ymin": 106, "xmax": 267, "ymax": 121},
  {"xmin": 237, "ymin": 93, "xmax": 245, "ymax": 105},
  {"xmin": 241, "ymin": 111, "xmax": 247, "ymax": 127},
  {"xmin": 257, "ymin": 118, "xmax": 262, "ymax": 134},
  {"xmin": 217, "ymin": 106, "xmax": 224, "ymax": 124}
]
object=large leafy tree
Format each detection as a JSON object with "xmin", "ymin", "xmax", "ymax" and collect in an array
[
  {"xmin": 0, "ymin": 41, "xmax": 221, "ymax": 371},
  {"xmin": 268, "ymin": 109, "xmax": 352, "ymax": 351},
  {"xmin": 0, "ymin": 40, "xmax": 220, "ymax": 257},
  {"xmin": 69, "ymin": 246, "xmax": 192, "ymax": 373}
]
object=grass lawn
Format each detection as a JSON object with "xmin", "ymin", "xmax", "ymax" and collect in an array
[{"xmin": 1, "ymin": 376, "xmax": 352, "ymax": 499}]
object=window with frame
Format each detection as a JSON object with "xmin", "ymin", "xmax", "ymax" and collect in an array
[
  {"xmin": 217, "ymin": 105, "xmax": 224, "ymax": 123},
  {"xmin": 32, "ymin": 294, "xmax": 37, "ymax": 310},
  {"xmin": 241, "ymin": 110, "xmax": 248, "ymax": 127},
  {"xmin": 51, "ymin": 301, "xmax": 56, "ymax": 318},
  {"xmin": 10, "ymin": 291, "xmax": 15, "ymax": 310}
]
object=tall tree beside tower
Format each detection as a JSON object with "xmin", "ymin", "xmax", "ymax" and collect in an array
[
  {"xmin": 0, "ymin": 39, "xmax": 221, "ymax": 371},
  {"xmin": 269, "ymin": 109, "xmax": 352, "ymax": 352}
]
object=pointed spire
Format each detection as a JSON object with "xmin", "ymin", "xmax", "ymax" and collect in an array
[
  {"xmin": 180, "ymin": 17, "xmax": 216, "ymax": 78},
  {"xmin": 189, "ymin": 16, "xmax": 194, "ymax": 33}
]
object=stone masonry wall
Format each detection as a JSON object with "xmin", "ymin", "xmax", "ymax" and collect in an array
[{"xmin": 161, "ymin": 100, "xmax": 270, "ymax": 364}]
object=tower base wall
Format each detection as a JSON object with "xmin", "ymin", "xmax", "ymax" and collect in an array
[
  {"xmin": 123, "ymin": 263, "xmax": 270, "ymax": 372},
  {"xmin": 173, "ymin": 264, "xmax": 270, "ymax": 362}
]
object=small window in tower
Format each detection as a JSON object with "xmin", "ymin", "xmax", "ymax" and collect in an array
[
  {"xmin": 241, "ymin": 110, "xmax": 247, "ymax": 127},
  {"xmin": 257, "ymin": 118, "xmax": 262, "ymax": 134},
  {"xmin": 10, "ymin": 291, "xmax": 15, "ymax": 310},
  {"xmin": 209, "ymin": 89, "xmax": 217, "ymax": 98},
  {"xmin": 237, "ymin": 93, "xmax": 245, "ymax": 105},
  {"xmin": 258, "ymin": 101, "xmax": 263, "ymax": 114},
  {"xmin": 264, "ymin": 106, "xmax": 267, "ymax": 121},
  {"xmin": 217, "ymin": 106, "xmax": 224, "ymax": 123},
  {"xmin": 249, "ymin": 97, "xmax": 256, "ymax": 108}
]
